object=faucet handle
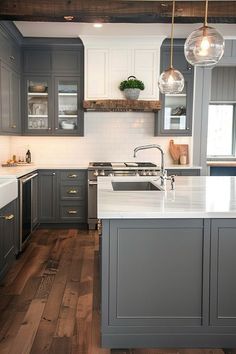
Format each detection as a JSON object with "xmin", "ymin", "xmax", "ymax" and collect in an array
[{"xmin": 170, "ymin": 175, "xmax": 175, "ymax": 190}]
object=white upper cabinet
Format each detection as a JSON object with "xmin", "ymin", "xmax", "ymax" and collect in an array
[{"xmin": 82, "ymin": 36, "xmax": 165, "ymax": 100}]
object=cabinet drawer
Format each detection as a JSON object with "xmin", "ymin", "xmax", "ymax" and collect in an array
[
  {"xmin": 60, "ymin": 170, "xmax": 86, "ymax": 182},
  {"xmin": 60, "ymin": 183, "xmax": 85, "ymax": 201},
  {"xmin": 59, "ymin": 202, "xmax": 86, "ymax": 222}
]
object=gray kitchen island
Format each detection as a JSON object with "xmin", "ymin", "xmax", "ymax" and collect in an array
[{"xmin": 98, "ymin": 176, "xmax": 236, "ymax": 349}]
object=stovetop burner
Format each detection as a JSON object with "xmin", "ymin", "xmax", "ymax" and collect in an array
[{"xmin": 91, "ymin": 162, "xmax": 112, "ymax": 167}]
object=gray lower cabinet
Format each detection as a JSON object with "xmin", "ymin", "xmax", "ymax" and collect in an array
[
  {"xmin": 101, "ymin": 218, "xmax": 236, "ymax": 348},
  {"xmin": 210, "ymin": 219, "xmax": 236, "ymax": 327},
  {"xmin": 0, "ymin": 199, "xmax": 17, "ymax": 282},
  {"xmin": 167, "ymin": 168, "xmax": 201, "ymax": 176},
  {"xmin": 38, "ymin": 169, "xmax": 87, "ymax": 224},
  {"xmin": 32, "ymin": 173, "xmax": 38, "ymax": 228},
  {"xmin": 38, "ymin": 170, "xmax": 57, "ymax": 223}
]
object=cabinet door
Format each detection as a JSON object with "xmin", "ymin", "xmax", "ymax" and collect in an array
[
  {"xmin": 38, "ymin": 171, "xmax": 57, "ymax": 222},
  {"xmin": 0, "ymin": 201, "xmax": 16, "ymax": 280},
  {"xmin": 32, "ymin": 174, "xmax": 38, "ymax": 228},
  {"xmin": 155, "ymin": 73, "xmax": 193, "ymax": 136},
  {"xmin": 52, "ymin": 50, "xmax": 81, "ymax": 73},
  {"xmin": 107, "ymin": 219, "xmax": 205, "ymax": 327},
  {"xmin": 210, "ymin": 219, "xmax": 236, "ymax": 326},
  {"xmin": 1, "ymin": 63, "xmax": 11, "ymax": 132},
  {"xmin": 11, "ymin": 71, "xmax": 21, "ymax": 134},
  {"xmin": 23, "ymin": 76, "xmax": 53, "ymax": 135},
  {"xmin": 54, "ymin": 76, "xmax": 83, "ymax": 135},
  {"xmin": 23, "ymin": 49, "xmax": 51, "ymax": 73}
]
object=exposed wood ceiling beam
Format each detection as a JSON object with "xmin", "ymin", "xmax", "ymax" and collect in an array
[{"xmin": 0, "ymin": 1, "xmax": 235, "ymax": 24}]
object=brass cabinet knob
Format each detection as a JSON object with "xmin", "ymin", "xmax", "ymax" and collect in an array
[
  {"xmin": 48, "ymin": 127, "xmax": 51, "ymax": 130},
  {"xmin": 68, "ymin": 174, "xmax": 77, "ymax": 178},
  {"xmin": 67, "ymin": 189, "xmax": 78, "ymax": 194},
  {"xmin": 0, "ymin": 214, "xmax": 14, "ymax": 220},
  {"xmin": 55, "ymin": 127, "xmax": 58, "ymax": 130},
  {"xmin": 9, "ymin": 55, "xmax": 15, "ymax": 61},
  {"xmin": 12, "ymin": 124, "xmax": 16, "ymax": 129},
  {"xmin": 67, "ymin": 210, "xmax": 77, "ymax": 215}
]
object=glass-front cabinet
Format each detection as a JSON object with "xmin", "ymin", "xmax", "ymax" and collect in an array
[
  {"xmin": 26, "ymin": 77, "xmax": 51, "ymax": 133},
  {"xmin": 55, "ymin": 77, "xmax": 80, "ymax": 134},
  {"xmin": 24, "ymin": 76, "xmax": 83, "ymax": 135},
  {"xmin": 155, "ymin": 73, "xmax": 193, "ymax": 136}
]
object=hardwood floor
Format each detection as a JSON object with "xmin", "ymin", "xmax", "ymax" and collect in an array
[{"xmin": 0, "ymin": 228, "xmax": 227, "ymax": 354}]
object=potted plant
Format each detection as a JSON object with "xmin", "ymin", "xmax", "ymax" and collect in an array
[{"xmin": 119, "ymin": 76, "xmax": 145, "ymax": 100}]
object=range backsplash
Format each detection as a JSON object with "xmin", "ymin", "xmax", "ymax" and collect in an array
[{"xmin": 2, "ymin": 112, "xmax": 192, "ymax": 165}]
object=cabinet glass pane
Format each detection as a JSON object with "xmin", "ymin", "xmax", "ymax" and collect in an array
[
  {"xmin": 27, "ymin": 80, "xmax": 49, "ymax": 130},
  {"xmin": 57, "ymin": 80, "xmax": 78, "ymax": 131},
  {"xmin": 164, "ymin": 94, "xmax": 187, "ymax": 130}
]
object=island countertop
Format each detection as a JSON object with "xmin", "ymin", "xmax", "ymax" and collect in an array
[{"xmin": 97, "ymin": 176, "xmax": 236, "ymax": 219}]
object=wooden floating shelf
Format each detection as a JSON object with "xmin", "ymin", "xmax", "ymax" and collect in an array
[{"xmin": 83, "ymin": 99, "xmax": 161, "ymax": 112}]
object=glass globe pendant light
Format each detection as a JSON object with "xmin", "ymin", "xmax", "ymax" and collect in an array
[
  {"xmin": 158, "ymin": 0, "xmax": 184, "ymax": 95},
  {"xmin": 184, "ymin": 0, "xmax": 225, "ymax": 66}
]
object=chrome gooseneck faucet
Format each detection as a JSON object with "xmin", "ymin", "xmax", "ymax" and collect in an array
[
  {"xmin": 133, "ymin": 144, "xmax": 166, "ymax": 176},
  {"xmin": 133, "ymin": 144, "xmax": 175, "ymax": 190}
]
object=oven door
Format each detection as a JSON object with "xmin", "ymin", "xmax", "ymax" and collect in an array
[{"xmin": 88, "ymin": 180, "xmax": 97, "ymax": 228}]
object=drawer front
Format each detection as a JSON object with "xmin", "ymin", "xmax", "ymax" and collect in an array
[
  {"xmin": 60, "ymin": 170, "xmax": 87, "ymax": 182},
  {"xmin": 60, "ymin": 183, "xmax": 85, "ymax": 201},
  {"xmin": 167, "ymin": 169, "xmax": 200, "ymax": 176},
  {"xmin": 60, "ymin": 203, "xmax": 86, "ymax": 222}
]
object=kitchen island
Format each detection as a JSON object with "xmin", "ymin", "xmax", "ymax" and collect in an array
[{"xmin": 98, "ymin": 176, "xmax": 236, "ymax": 349}]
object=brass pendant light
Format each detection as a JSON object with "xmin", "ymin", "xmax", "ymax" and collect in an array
[
  {"xmin": 158, "ymin": 0, "xmax": 184, "ymax": 95},
  {"xmin": 184, "ymin": 0, "xmax": 225, "ymax": 66}
]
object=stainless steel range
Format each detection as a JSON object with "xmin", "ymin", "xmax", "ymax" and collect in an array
[{"xmin": 88, "ymin": 161, "xmax": 160, "ymax": 229}]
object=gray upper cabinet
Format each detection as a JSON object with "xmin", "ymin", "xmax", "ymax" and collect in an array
[
  {"xmin": 155, "ymin": 39, "xmax": 194, "ymax": 137},
  {"xmin": 0, "ymin": 24, "xmax": 21, "ymax": 135},
  {"xmin": 22, "ymin": 41, "xmax": 84, "ymax": 136},
  {"xmin": 23, "ymin": 49, "xmax": 51, "ymax": 73},
  {"xmin": 52, "ymin": 50, "xmax": 81, "ymax": 73},
  {"xmin": 0, "ymin": 63, "xmax": 21, "ymax": 134}
]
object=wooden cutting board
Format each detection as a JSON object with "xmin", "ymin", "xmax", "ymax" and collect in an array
[{"xmin": 169, "ymin": 140, "xmax": 189, "ymax": 164}]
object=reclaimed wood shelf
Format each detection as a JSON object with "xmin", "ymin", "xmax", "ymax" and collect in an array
[{"xmin": 83, "ymin": 99, "xmax": 161, "ymax": 112}]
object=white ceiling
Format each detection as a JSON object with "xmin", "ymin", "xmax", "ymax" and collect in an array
[{"xmin": 14, "ymin": 21, "xmax": 236, "ymax": 39}]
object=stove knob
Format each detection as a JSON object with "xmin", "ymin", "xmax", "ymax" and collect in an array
[
  {"xmin": 94, "ymin": 169, "xmax": 99, "ymax": 177},
  {"xmin": 100, "ymin": 170, "xmax": 105, "ymax": 176},
  {"xmin": 142, "ymin": 170, "xmax": 147, "ymax": 176},
  {"xmin": 152, "ymin": 171, "xmax": 158, "ymax": 176},
  {"xmin": 135, "ymin": 171, "xmax": 140, "ymax": 176},
  {"xmin": 147, "ymin": 170, "xmax": 152, "ymax": 176},
  {"xmin": 109, "ymin": 172, "xmax": 114, "ymax": 177}
]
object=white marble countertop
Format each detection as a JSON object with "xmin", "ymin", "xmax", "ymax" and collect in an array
[
  {"xmin": 0, "ymin": 164, "xmax": 88, "ymax": 178},
  {"xmin": 98, "ymin": 176, "xmax": 236, "ymax": 219},
  {"xmin": 0, "ymin": 164, "xmax": 201, "ymax": 178}
]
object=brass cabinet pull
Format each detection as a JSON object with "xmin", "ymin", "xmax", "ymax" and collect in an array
[
  {"xmin": 0, "ymin": 214, "xmax": 14, "ymax": 220},
  {"xmin": 68, "ymin": 174, "xmax": 77, "ymax": 178},
  {"xmin": 12, "ymin": 124, "xmax": 16, "ymax": 129},
  {"xmin": 9, "ymin": 55, "xmax": 15, "ymax": 61},
  {"xmin": 67, "ymin": 210, "xmax": 77, "ymax": 215},
  {"xmin": 67, "ymin": 189, "xmax": 78, "ymax": 194}
]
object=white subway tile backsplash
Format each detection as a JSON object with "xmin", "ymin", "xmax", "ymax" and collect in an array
[
  {"xmin": 0, "ymin": 136, "xmax": 11, "ymax": 163},
  {"xmin": 9, "ymin": 112, "xmax": 192, "ymax": 166}
]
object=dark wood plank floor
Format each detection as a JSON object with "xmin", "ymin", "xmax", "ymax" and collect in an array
[{"xmin": 0, "ymin": 228, "xmax": 228, "ymax": 354}]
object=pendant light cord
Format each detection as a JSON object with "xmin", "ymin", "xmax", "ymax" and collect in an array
[
  {"xmin": 204, "ymin": 0, "xmax": 208, "ymax": 26},
  {"xmin": 170, "ymin": 0, "xmax": 175, "ymax": 69}
]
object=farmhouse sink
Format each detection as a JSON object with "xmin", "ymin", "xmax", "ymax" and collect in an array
[
  {"xmin": 0, "ymin": 178, "xmax": 18, "ymax": 209},
  {"xmin": 112, "ymin": 181, "xmax": 163, "ymax": 191}
]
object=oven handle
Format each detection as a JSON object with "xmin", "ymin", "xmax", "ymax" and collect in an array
[
  {"xmin": 88, "ymin": 180, "xmax": 97, "ymax": 186},
  {"xmin": 20, "ymin": 172, "xmax": 38, "ymax": 184}
]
